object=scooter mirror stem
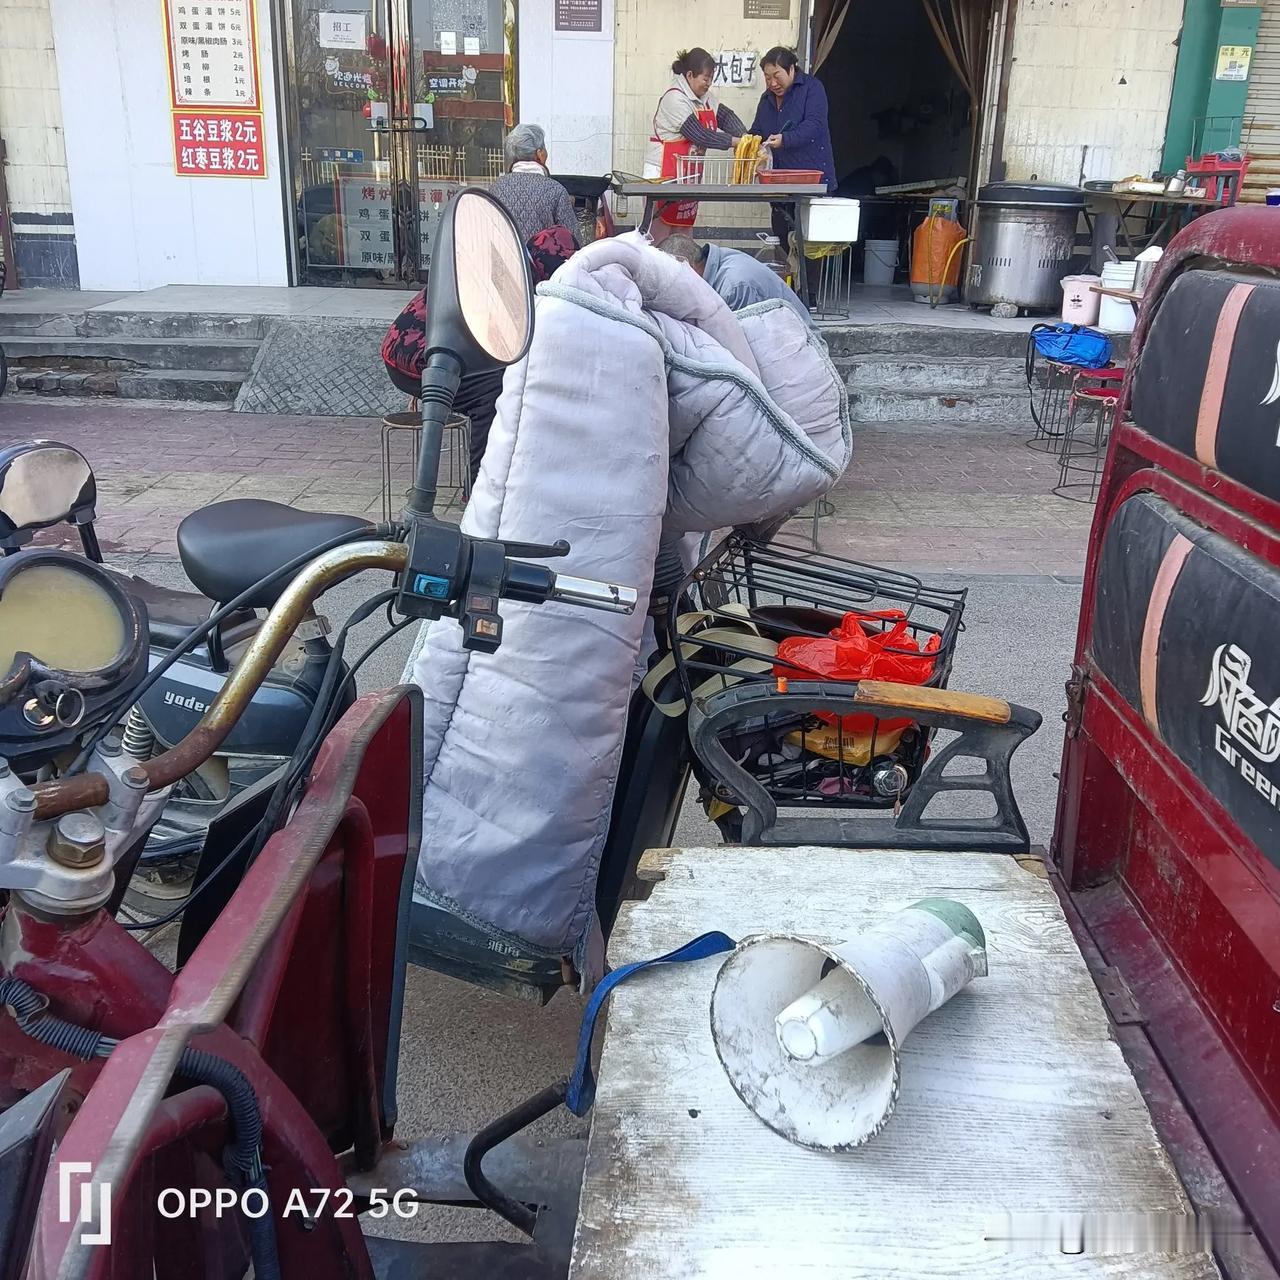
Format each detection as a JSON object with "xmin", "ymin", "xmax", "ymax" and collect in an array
[{"xmin": 404, "ymin": 350, "xmax": 463, "ymax": 520}]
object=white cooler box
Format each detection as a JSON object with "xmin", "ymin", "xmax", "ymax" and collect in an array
[{"xmin": 801, "ymin": 197, "xmax": 861, "ymax": 242}]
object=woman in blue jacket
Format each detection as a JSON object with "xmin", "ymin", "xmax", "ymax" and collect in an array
[{"xmin": 751, "ymin": 47, "xmax": 836, "ymax": 304}]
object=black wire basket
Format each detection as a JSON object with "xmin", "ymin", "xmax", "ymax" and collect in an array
[{"xmin": 668, "ymin": 531, "xmax": 967, "ymax": 833}]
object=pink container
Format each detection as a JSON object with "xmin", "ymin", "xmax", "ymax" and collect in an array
[{"xmin": 1060, "ymin": 274, "xmax": 1101, "ymax": 325}]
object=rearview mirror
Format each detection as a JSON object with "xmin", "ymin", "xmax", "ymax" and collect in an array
[
  {"xmin": 405, "ymin": 189, "xmax": 535, "ymax": 519},
  {"xmin": 424, "ymin": 187, "xmax": 534, "ymax": 373},
  {"xmin": 0, "ymin": 442, "xmax": 96, "ymax": 553}
]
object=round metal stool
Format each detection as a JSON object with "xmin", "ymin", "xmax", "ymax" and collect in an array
[
  {"xmin": 381, "ymin": 409, "xmax": 472, "ymax": 521},
  {"xmin": 1029, "ymin": 363, "xmax": 1123, "ymax": 454},
  {"xmin": 1027, "ymin": 361, "xmax": 1077, "ymax": 453},
  {"xmin": 1053, "ymin": 385, "xmax": 1120, "ymax": 503}
]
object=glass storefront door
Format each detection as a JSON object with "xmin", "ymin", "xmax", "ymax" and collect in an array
[
  {"xmin": 409, "ymin": 0, "xmax": 512, "ymax": 266},
  {"xmin": 283, "ymin": 0, "xmax": 515, "ymax": 286}
]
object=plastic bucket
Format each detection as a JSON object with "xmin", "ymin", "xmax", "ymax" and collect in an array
[
  {"xmin": 1099, "ymin": 292, "xmax": 1137, "ymax": 333},
  {"xmin": 864, "ymin": 239, "xmax": 898, "ymax": 286},
  {"xmin": 1060, "ymin": 275, "xmax": 1101, "ymax": 325},
  {"xmin": 1099, "ymin": 260, "xmax": 1138, "ymax": 332}
]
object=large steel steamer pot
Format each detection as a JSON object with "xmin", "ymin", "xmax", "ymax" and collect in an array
[{"xmin": 966, "ymin": 181, "xmax": 1086, "ymax": 315}]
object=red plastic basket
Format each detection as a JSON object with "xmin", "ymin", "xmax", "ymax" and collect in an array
[{"xmin": 759, "ymin": 169, "xmax": 823, "ymax": 185}]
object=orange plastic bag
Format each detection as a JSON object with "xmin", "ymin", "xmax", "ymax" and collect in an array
[{"xmin": 775, "ymin": 610, "xmax": 940, "ymax": 736}]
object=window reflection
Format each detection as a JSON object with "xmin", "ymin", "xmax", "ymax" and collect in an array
[{"xmin": 286, "ymin": 0, "xmax": 514, "ymax": 285}]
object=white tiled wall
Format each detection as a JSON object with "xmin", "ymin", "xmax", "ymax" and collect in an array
[
  {"xmin": 519, "ymin": 0, "xmax": 615, "ymax": 174},
  {"xmin": 0, "ymin": 0, "xmax": 72, "ymax": 216},
  {"xmin": 47, "ymin": 0, "xmax": 289, "ymax": 289},
  {"xmin": 613, "ymin": 0, "xmax": 799, "ymax": 227},
  {"xmin": 999, "ymin": 0, "xmax": 1183, "ymax": 185}
]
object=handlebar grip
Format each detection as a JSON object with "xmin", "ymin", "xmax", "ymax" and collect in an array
[
  {"xmin": 551, "ymin": 574, "xmax": 638, "ymax": 614},
  {"xmin": 501, "ymin": 560, "xmax": 556, "ymax": 604},
  {"xmin": 502, "ymin": 562, "xmax": 636, "ymax": 614}
]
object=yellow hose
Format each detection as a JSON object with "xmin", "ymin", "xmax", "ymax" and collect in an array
[{"xmin": 928, "ymin": 234, "xmax": 972, "ymax": 309}]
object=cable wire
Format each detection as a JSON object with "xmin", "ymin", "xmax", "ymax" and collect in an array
[
  {"xmin": 69, "ymin": 525, "xmax": 390, "ymax": 774},
  {"xmin": 118, "ymin": 599, "xmax": 415, "ymax": 933},
  {"xmin": 237, "ymin": 590, "xmax": 403, "ymax": 869},
  {"xmin": 119, "ymin": 827, "xmax": 255, "ymax": 932}
]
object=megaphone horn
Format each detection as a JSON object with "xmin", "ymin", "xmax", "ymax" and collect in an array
[{"xmin": 710, "ymin": 899, "xmax": 987, "ymax": 1151}]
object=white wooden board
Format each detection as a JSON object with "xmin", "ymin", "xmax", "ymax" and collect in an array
[{"xmin": 568, "ymin": 847, "xmax": 1219, "ymax": 1280}]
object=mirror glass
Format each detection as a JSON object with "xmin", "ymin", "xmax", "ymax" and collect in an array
[
  {"xmin": 452, "ymin": 190, "xmax": 532, "ymax": 366},
  {"xmin": 0, "ymin": 563, "xmax": 126, "ymax": 675},
  {"xmin": 0, "ymin": 446, "xmax": 92, "ymax": 533}
]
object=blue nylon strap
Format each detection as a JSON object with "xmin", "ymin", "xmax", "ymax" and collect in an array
[{"xmin": 565, "ymin": 930, "xmax": 737, "ymax": 1117}]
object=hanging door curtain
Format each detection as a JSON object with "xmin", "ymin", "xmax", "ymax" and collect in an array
[{"xmin": 812, "ymin": 0, "xmax": 995, "ymax": 106}]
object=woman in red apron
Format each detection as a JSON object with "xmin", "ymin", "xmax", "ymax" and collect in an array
[{"xmin": 642, "ymin": 48, "xmax": 747, "ymax": 242}]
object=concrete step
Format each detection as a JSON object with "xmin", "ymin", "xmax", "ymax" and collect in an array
[
  {"xmin": 13, "ymin": 366, "xmax": 244, "ymax": 403},
  {"xmin": 824, "ymin": 322, "xmax": 1131, "ymax": 363},
  {"xmin": 848, "ymin": 384, "xmax": 1032, "ymax": 427},
  {"xmin": 837, "ymin": 355, "xmax": 1026, "ymax": 391},
  {"xmin": 0, "ymin": 310, "xmax": 86, "ymax": 338},
  {"xmin": 0, "ymin": 308, "xmax": 270, "ymax": 340},
  {"xmin": 83, "ymin": 310, "xmax": 270, "ymax": 340},
  {"xmin": 824, "ymin": 324, "xmax": 1032, "ymax": 360},
  {"xmin": 3, "ymin": 335, "xmax": 260, "ymax": 372},
  {"xmin": 116, "ymin": 368, "xmax": 243, "ymax": 402}
]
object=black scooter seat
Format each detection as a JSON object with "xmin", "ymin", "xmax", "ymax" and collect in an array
[{"xmin": 178, "ymin": 500, "xmax": 373, "ymax": 609}]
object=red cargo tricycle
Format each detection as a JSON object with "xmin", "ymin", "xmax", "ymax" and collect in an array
[{"xmin": 1, "ymin": 199, "xmax": 1277, "ymax": 1278}]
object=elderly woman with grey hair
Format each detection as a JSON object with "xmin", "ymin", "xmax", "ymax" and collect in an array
[{"xmin": 490, "ymin": 123, "xmax": 580, "ymax": 249}]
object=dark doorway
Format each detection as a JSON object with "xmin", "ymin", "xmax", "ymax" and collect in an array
[
  {"xmin": 821, "ymin": 1, "xmax": 973, "ymax": 195},
  {"xmin": 816, "ymin": 0, "xmax": 981, "ymax": 247}
]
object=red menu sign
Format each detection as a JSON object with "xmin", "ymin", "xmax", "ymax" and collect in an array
[
  {"xmin": 164, "ymin": 0, "xmax": 267, "ymax": 178},
  {"xmin": 172, "ymin": 111, "xmax": 266, "ymax": 177}
]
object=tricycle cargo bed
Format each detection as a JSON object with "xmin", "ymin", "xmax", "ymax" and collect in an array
[{"xmin": 570, "ymin": 844, "xmax": 1244, "ymax": 1279}]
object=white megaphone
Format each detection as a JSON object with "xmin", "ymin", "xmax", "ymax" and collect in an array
[{"xmin": 710, "ymin": 899, "xmax": 987, "ymax": 1151}]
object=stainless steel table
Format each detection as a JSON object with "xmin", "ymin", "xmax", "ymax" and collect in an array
[{"xmin": 616, "ymin": 181, "xmax": 828, "ymax": 295}]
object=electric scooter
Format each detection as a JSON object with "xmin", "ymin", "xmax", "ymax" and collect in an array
[{"xmin": 0, "ymin": 439, "xmax": 370, "ymax": 910}]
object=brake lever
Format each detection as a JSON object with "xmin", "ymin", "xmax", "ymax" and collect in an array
[{"xmin": 497, "ymin": 538, "xmax": 571, "ymax": 560}]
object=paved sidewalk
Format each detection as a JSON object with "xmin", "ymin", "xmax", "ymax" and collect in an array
[
  {"xmin": 0, "ymin": 401, "xmax": 392, "ymax": 553},
  {"xmin": 825, "ymin": 426, "xmax": 1093, "ymax": 576},
  {"xmin": 0, "ymin": 400, "xmax": 1091, "ymax": 574}
]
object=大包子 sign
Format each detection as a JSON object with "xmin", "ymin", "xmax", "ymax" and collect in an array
[{"xmin": 713, "ymin": 50, "xmax": 758, "ymax": 88}]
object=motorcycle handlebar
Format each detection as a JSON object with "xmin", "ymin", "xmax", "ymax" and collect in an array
[
  {"xmin": 503, "ymin": 561, "xmax": 637, "ymax": 614},
  {"xmin": 31, "ymin": 535, "xmax": 637, "ymax": 821},
  {"xmin": 550, "ymin": 573, "xmax": 638, "ymax": 614}
]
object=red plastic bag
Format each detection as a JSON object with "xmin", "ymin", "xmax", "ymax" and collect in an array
[{"xmin": 775, "ymin": 610, "xmax": 940, "ymax": 735}]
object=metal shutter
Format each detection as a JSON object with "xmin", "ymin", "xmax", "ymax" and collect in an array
[{"xmin": 1243, "ymin": 1, "xmax": 1280, "ymax": 202}]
